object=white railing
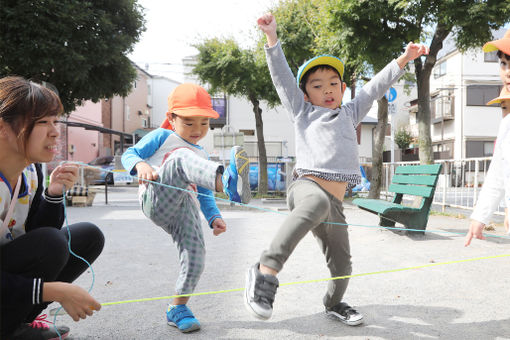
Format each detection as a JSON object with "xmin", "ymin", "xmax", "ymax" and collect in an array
[{"xmin": 375, "ymin": 158, "xmax": 505, "ymax": 215}]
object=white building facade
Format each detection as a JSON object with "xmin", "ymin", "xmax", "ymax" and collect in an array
[{"xmin": 150, "ymin": 75, "xmax": 181, "ymax": 128}]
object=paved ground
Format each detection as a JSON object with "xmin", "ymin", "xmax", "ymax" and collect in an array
[{"xmin": 47, "ymin": 186, "xmax": 510, "ymax": 339}]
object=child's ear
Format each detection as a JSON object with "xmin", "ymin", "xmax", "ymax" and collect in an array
[
  {"xmin": 341, "ymin": 82, "xmax": 347, "ymax": 93},
  {"xmin": 304, "ymin": 93, "xmax": 310, "ymax": 102},
  {"xmin": 160, "ymin": 112, "xmax": 174, "ymax": 130}
]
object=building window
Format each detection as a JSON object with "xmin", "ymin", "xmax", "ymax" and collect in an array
[
  {"xmin": 142, "ymin": 119, "xmax": 147, "ymax": 128},
  {"xmin": 466, "ymin": 85, "xmax": 501, "ymax": 106},
  {"xmin": 484, "ymin": 51, "xmax": 499, "ymax": 62},
  {"xmin": 466, "ymin": 140, "xmax": 495, "ymax": 157},
  {"xmin": 434, "ymin": 61, "xmax": 446, "ymax": 78},
  {"xmin": 483, "ymin": 141, "xmax": 494, "ymax": 156},
  {"xmin": 431, "ymin": 92, "xmax": 454, "ymax": 120}
]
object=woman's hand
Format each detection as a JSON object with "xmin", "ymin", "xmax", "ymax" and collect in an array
[
  {"xmin": 47, "ymin": 164, "xmax": 79, "ymax": 196},
  {"xmin": 43, "ymin": 282, "xmax": 101, "ymax": 321}
]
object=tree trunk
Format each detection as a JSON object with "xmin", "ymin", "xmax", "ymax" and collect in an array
[
  {"xmin": 416, "ymin": 72, "xmax": 433, "ymax": 164},
  {"xmin": 414, "ymin": 23, "xmax": 450, "ymax": 165},
  {"xmin": 251, "ymin": 97, "xmax": 268, "ymax": 195},
  {"xmin": 368, "ymin": 97, "xmax": 388, "ymax": 199}
]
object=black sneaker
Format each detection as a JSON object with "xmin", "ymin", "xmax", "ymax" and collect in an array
[
  {"xmin": 7, "ymin": 317, "xmax": 70, "ymax": 339},
  {"xmin": 244, "ymin": 263, "xmax": 279, "ymax": 320},
  {"xmin": 325, "ymin": 302, "xmax": 364, "ymax": 326}
]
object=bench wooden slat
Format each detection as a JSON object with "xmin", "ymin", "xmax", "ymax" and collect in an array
[
  {"xmin": 395, "ymin": 164, "xmax": 442, "ymax": 175},
  {"xmin": 388, "ymin": 183, "xmax": 434, "ymax": 198},
  {"xmin": 391, "ymin": 174, "xmax": 437, "ymax": 186},
  {"xmin": 353, "ymin": 198, "xmax": 420, "ymax": 214}
]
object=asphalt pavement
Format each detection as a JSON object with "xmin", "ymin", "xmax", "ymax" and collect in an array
[{"xmin": 47, "ymin": 186, "xmax": 510, "ymax": 339}]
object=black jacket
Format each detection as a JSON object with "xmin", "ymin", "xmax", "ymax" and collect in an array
[{"xmin": 1, "ymin": 163, "xmax": 65, "ymax": 306}]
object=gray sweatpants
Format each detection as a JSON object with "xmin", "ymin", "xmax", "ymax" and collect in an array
[
  {"xmin": 140, "ymin": 148, "xmax": 220, "ymax": 294},
  {"xmin": 260, "ymin": 178, "xmax": 352, "ymax": 308}
]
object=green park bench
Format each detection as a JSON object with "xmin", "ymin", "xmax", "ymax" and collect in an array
[{"xmin": 352, "ymin": 163, "xmax": 443, "ymax": 234}]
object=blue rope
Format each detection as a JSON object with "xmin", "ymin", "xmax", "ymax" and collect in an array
[{"xmin": 77, "ymin": 161, "xmax": 509, "ymax": 240}]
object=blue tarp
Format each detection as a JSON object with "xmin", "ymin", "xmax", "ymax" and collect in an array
[
  {"xmin": 249, "ymin": 163, "xmax": 286, "ymax": 191},
  {"xmin": 249, "ymin": 163, "xmax": 369, "ymax": 193},
  {"xmin": 351, "ymin": 166, "xmax": 370, "ymax": 193}
]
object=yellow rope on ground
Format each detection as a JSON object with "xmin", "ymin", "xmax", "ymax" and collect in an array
[{"xmin": 101, "ymin": 253, "xmax": 510, "ymax": 306}]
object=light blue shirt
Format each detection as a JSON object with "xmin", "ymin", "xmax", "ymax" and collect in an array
[{"xmin": 122, "ymin": 128, "xmax": 221, "ymax": 226}]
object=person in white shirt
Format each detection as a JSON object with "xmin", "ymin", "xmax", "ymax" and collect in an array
[{"xmin": 465, "ymin": 29, "xmax": 510, "ymax": 245}]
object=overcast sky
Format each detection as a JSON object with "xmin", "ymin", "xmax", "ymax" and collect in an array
[{"xmin": 129, "ymin": 0, "xmax": 278, "ymax": 82}]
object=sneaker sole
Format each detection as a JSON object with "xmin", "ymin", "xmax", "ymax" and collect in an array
[
  {"xmin": 49, "ymin": 332, "xmax": 69, "ymax": 340},
  {"xmin": 244, "ymin": 269, "xmax": 272, "ymax": 320},
  {"xmin": 232, "ymin": 146, "xmax": 251, "ymax": 204},
  {"xmin": 167, "ymin": 321, "xmax": 201, "ymax": 333},
  {"xmin": 325, "ymin": 310, "xmax": 364, "ymax": 326}
]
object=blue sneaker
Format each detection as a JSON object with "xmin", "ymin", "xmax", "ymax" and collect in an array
[
  {"xmin": 222, "ymin": 146, "xmax": 251, "ymax": 204},
  {"xmin": 166, "ymin": 304, "xmax": 201, "ymax": 333}
]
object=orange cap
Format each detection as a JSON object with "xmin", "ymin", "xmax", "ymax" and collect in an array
[
  {"xmin": 166, "ymin": 83, "xmax": 219, "ymax": 119},
  {"xmin": 487, "ymin": 86, "xmax": 510, "ymax": 105},
  {"xmin": 483, "ymin": 29, "xmax": 510, "ymax": 55}
]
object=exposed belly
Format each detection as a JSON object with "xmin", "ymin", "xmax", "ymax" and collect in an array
[{"xmin": 303, "ymin": 175, "xmax": 347, "ymax": 201}]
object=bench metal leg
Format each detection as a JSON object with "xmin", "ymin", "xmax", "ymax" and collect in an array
[
  {"xmin": 402, "ymin": 215, "xmax": 427, "ymax": 236},
  {"xmin": 379, "ymin": 216, "xmax": 396, "ymax": 228}
]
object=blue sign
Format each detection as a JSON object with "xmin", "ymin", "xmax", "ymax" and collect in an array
[{"xmin": 385, "ymin": 87, "xmax": 397, "ymax": 103}]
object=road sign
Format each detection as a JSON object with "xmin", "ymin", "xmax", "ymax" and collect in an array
[
  {"xmin": 389, "ymin": 102, "xmax": 397, "ymax": 115},
  {"xmin": 385, "ymin": 87, "xmax": 397, "ymax": 103}
]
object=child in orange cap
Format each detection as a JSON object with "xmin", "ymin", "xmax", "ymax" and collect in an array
[
  {"xmin": 122, "ymin": 83, "xmax": 251, "ymax": 333},
  {"xmin": 466, "ymin": 30, "xmax": 510, "ymax": 245}
]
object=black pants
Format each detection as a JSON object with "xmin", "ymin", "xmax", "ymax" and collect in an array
[{"xmin": 0, "ymin": 222, "xmax": 104, "ymax": 336}]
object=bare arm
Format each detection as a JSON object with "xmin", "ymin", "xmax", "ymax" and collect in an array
[
  {"xmin": 257, "ymin": 13, "xmax": 278, "ymax": 47},
  {"xmin": 396, "ymin": 42, "xmax": 430, "ymax": 69}
]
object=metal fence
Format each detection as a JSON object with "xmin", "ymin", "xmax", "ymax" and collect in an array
[{"xmin": 375, "ymin": 158, "xmax": 505, "ymax": 215}]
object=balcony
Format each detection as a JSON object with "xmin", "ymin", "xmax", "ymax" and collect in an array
[{"xmin": 432, "ymin": 94, "xmax": 455, "ymax": 123}]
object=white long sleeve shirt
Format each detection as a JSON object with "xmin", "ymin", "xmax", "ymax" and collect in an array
[{"xmin": 471, "ymin": 115, "xmax": 510, "ymax": 224}]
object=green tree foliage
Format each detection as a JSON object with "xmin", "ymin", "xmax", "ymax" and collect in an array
[
  {"xmin": 192, "ymin": 38, "xmax": 280, "ymax": 194},
  {"xmin": 395, "ymin": 128, "xmax": 413, "ymax": 150},
  {"xmin": 0, "ymin": 0, "xmax": 145, "ymax": 112},
  {"xmin": 272, "ymin": 0, "xmax": 356, "ymax": 89}
]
